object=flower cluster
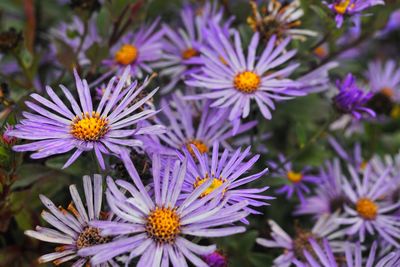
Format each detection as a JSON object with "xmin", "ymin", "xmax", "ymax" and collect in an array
[{"xmin": 2, "ymin": 0, "xmax": 400, "ymax": 266}]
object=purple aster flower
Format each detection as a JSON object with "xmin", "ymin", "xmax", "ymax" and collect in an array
[
  {"xmin": 336, "ymin": 165, "xmax": 400, "ymax": 247},
  {"xmin": 328, "ymin": 136, "xmax": 368, "ymax": 172},
  {"xmin": 295, "ymin": 159, "xmax": 347, "ymax": 217},
  {"xmin": 326, "ymin": 0, "xmax": 384, "ymax": 28},
  {"xmin": 51, "ymin": 15, "xmax": 100, "ymax": 66},
  {"xmin": 24, "ymin": 175, "xmax": 117, "ymax": 266},
  {"xmin": 149, "ymin": 93, "xmax": 256, "ymax": 156},
  {"xmin": 8, "ymin": 67, "xmax": 164, "ymax": 169},
  {"xmin": 186, "ymin": 24, "xmax": 304, "ymax": 121},
  {"xmin": 378, "ymin": 9, "xmax": 400, "ymax": 36},
  {"xmin": 365, "ymin": 60, "xmax": 400, "ymax": 116},
  {"xmin": 203, "ymin": 251, "xmax": 227, "ymax": 267},
  {"xmin": 181, "ymin": 141, "xmax": 271, "ymax": 222},
  {"xmin": 295, "ymin": 62, "xmax": 338, "ymax": 94},
  {"xmin": 248, "ymin": 0, "xmax": 317, "ymax": 42},
  {"xmin": 154, "ymin": 3, "xmax": 232, "ymax": 93},
  {"xmin": 78, "ymin": 154, "xmax": 248, "ymax": 266},
  {"xmin": 256, "ymin": 213, "xmax": 344, "ymax": 267},
  {"xmin": 294, "ymin": 239, "xmax": 400, "ymax": 267},
  {"xmin": 333, "ymin": 73, "xmax": 375, "ymax": 119},
  {"xmin": 103, "ymin": 19, "xmax": 164, "ymax": 78},
  {"xmin": 269, "ymin": 154, "xmax": 319, "ymax": 203}
]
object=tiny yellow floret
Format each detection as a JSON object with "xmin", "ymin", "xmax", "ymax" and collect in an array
[
  {"xmin": 356, "ymin": 198, "xmax": 378, "ymax": 220},
  {"xmin": 233, "ymin": 71, "xmax": 261, "ymax": 94},
  {"xmin": 115, "ymin": 44, "xmax": 138, "ymax": 65}
]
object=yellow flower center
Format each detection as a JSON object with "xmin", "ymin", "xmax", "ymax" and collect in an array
[
  {"xmin": 219, "ymin": 55, "xmax": 228, "ymax": 65},
  {"xmin": 233, "ymin": 71, "xmax": 261, "ymax": 94},
  {"xmin": 356, "ymin": 198, "xmax": 378, "ymax": 220},
  {"xmin": 287, "ymin": 171, "xmax": 303, "ymax": 183},
  {"xmin": 146, "ymin": 207, "xmax": 180, "ymax": 244},
  {"xmin": 182, "ymin": 48, "xmax": 199, "ymax": 60},
  {"xmin": 71, "ymin": 112, "xmax": 109, "ymax": 141},
  {"xmin": 114, "ymin": 44, "xmax": 138, "ymax": 65},
  {"xmin": 193, "ymin": 174, "xmax": 227, "ymax": 198},
  {"xmin": 186, "ymin": 140, "xmax": 209, "ymax": 157},
  {"xmin": 359, "ymin": 161, "xmax": 368, "ymax": 171},
  {"xmin": 380, "ymin": 87, "xmax": 394, "ymax": 99},
  {"xmin": 334, "ymin": 0, "xmax": 354, "ymax": 14},
  {"xmin": 314, "ymin": 46, "xmax": 327, "ymax": 58},
  {"xmin": 391, "ymin": 105, "xmax": 400, "ymax": 119}
]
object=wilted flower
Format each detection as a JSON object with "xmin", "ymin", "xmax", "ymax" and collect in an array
[
  {"xmin": 25, "ymin": 175, "xmax": 116, "ymax": 266},
  {"xmin": 78, "ymin": 155, "xmax": 248, "ymax": 266},
  {"xmin": 203, "ymin": 251, "xmax": 227, "ymax": 267},
  {"xmin": 248, "ymin": 0, "xmax": 317, "ymax": 42},
  {"xmin": 104, "ymin": 19, "xmax": 164, "ymax": 78},
  {"xmin": 326, "ymin": 0, "xmax": 385, "ymax": 28},
  {"xmin": 0, "ymin": 124, "xmax": 16, "ymax": 146},
  {"xmin": 8, "ymin": 67, "xmax": 164, "ymax": 169},
  {"xmin": 187, "ymin": 24, "xmax": 303, "ymax": 120},
  {"xmin": 333, "ymin": 73, "xmax": 375, "ymax": 119},
  {"xmin": 256, "ymin": 213, "xmax": 343, "ymax": 267}
]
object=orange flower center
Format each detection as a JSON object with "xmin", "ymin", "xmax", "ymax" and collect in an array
[
  {"xmin": 114, "ymin": 44, "xmax": 138, "ymax": 65},
  {"xmin": 71, "ymin": 112, "xmax": 109, "ymax": 141},
  {"xmin": 193, "ymin": 174, "xmax": 227, "ymax": 198},
  {"xmin": 334, "ymin": 0, "xmax": 354, "ymax": 14},
  {"xmin": 233, "ymin": 71, "xmax": 260, "ymax": 94},
  {"xmin": 146, "ymin": 207, "xmax": 180, "ymax": 244},
  {"xmin": 186, "ymin": 140, "xmax": 209, "ymax": 156},
  {"xmin": 380, "ymin": 87, "xmax": 394, "ymax": 99},
  {"xmin": 356, "ymin": 198, "xmax": 378, "ymax": 220},
  {"xmin": 182, "ymin": 48, "xmax": 199, "ymax": 60},
  {"xmin": 287, "ymin": 171, "xmax": 303, "ymax": 183}
]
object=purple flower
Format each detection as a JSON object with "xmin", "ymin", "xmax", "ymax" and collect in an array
[
  {"xmin": 336, "ymin": 165, "xmax": 400, "ymax": 247},
  {"xmin": 103, "ymin": 19, "xmax": 164, "ymax": 78},
  {"xmin": 8, "ymin": 67, "xmax": 164, "ymax": 169},
  {"xmin": 149, "ymin": 93, "xmax": 256, "ymax": 156},
  {"xmin": 78, "ymin": 155, "xmax": 248, "ymax": 266},
  {"xmin": 203, "ymin": 251, "xmax": 227, "ymax": 267},
  {"xmin": 155, "ymin": 3, "xmax": 232, "ymax": 93},
  {"xmin": 269, "ymin": 154, "xmax": 319, "ymax": 203},
  {"xmin": 51, "ymin": 15, "xmax": 100, "ymax": 66},
  {"xmin": 333, "ymin": 73, "xmax": 375, "ymax": 119},
  {"xmin": 181, "ymin": 141, "xmax": 271, "ymax": 222},
  {"xmin": 326, "ymin": 0, "xmax": 384, "ymax": 28},
  {"xmin": 365, "ymin": 60, "xmax": 400, "ymax": 116},
  {"xmin": 294, "ymin": 239, "xmax": 400, "ymax": 267},
  {"xmin": 256, "ymin": 214, "xmax": 344, "ymax": 267},
  {"xmin": 186, "ymin": 23, "xmax": 303, "ymax": 121},
  {"xmin": 24, "ymin": 175, "xmax": 117, "ymax": 266},
  {"xmin": 295, "ymin": 159, "xmax": 347, "ymax": 217},
  {"xmin": 378, "ymin": 9, "xmax": 400, "ymax": 36},
  {"xmin": 328, "ymin": 136, "xmax": 368, "ymax": 171}
]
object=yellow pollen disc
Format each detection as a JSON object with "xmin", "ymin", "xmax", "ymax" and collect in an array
[
  {"xmin": 70, "ymin": 112, "xmax": 108, "ymax": 141},
  {"xmin": 334, "ymin": 0, "xmax": 354, "ymax": 14},
  {"xmin": 380, "ymin": 87, "xmax": 394, "ymax": 99},
  {"xmin": 186, "ymin": 140, "xmax": 209, "ymax": 157},
  {"xmin": 233, "ymin": 71, "xmax": 261, "ymax": 94},
  {"xmin": 146, "ymin": 207, "xmax": 180, "ymax": 244},
  {"xmin": 114, "ymin": 44, "xmax": 138, "ymax": 65},
  {"xmin": 391, "ymin": 105, "xmax": 400, "ymax": 119},
  {"xmin": 356, "ymin": 198, "xmax": 378, "ymax": 220},
  {"xmin": 359, "ymin": 161, "xmax": 368, "ymax": 171},
  {"xmin": 182, "ymin": 48, "xmax": 199, "ymax": 60},
  {"xmin": 76, "ymin": 227, "xmax": 111, "ymax": 249},
  {"xmin": 287, "ymin": 171, "xmax": 303, "ymax": 183},
  {"xmin": 193, "ymin": 174, "xmax": 227, "ymax": 198},
  {"xmin": 314, "ymin": 46, "xmax": 327, "ymax": 58}
]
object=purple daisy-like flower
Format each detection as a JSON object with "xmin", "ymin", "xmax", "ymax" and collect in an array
[
  {"xmin": 24, "ymin": 175, "xmax": 117, "ymax": 266},
  {"xmin": 78, "ymin": 154, "xmax": 248, "ymax": 266},
  {"xmin": 293, "ymin": 239, "xmax": 400, "ymax": 267},
  {"xmin": 103, "ymin": 19, "xmax": 164, "ymax": 78},
  {"xmin": 51, "ymin": 15, "xmax": 100, "ymax": 66},
  {"xmin": 328, "ymin": 136, "xmax": 368, "ymax": 172},
  {"xmin": 336, "ymin": 164, "xmax": 400, "ymax": 247},
  {"xmin": 365, "ymin": 60, "xmax": 400, "ymax": 116},
  {"xmin": 8, "ymin": 67, "xmax": 164, "ymax": 169},
  {"xmin": 295, "ymin": 159, "xmax": 347, "ymax": 217},
  {"xmin": 326, "ymin": 0, "xmax": 384, "ymax": 28},
  {"xmin": 181, "ymin": 141, "xmax": 271, "ymax": 221},
  {"xmin": 256, "ymin": 213, "xmax": 344, "ymax": 267},
  {"xmin": 333, "ymin": 73, "xmax": 375, "ymax": 119},
  {"xmin": 154, "ymin": 3, "xmax": 232, "ymax": 93},
  {"xmin": 269, "ymin": 154, "xmax": 319, "ymax": 203},
  {"xmin": 149, "ymin": 93, "xmax": 256, "ymax": 156},
  {"xmin": 186, "ymin": 23, "xmax": 304, "ymax": 121}
]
